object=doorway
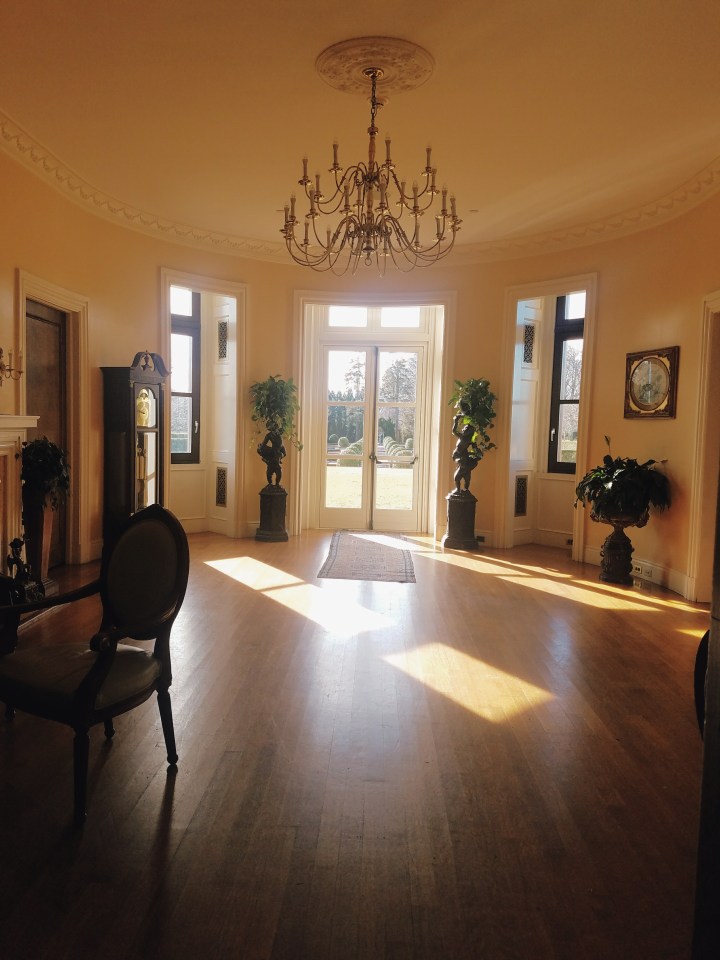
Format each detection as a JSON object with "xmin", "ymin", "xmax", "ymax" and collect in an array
[
  {"xmin": 320, "ymin": 343, "xmax": 425, "ymax": 532},
  {"xmin": 24, "ymin": 299, "xmax": 67, "ymax": 570},
  {"xmin": 297, "ymin": 298, "xmax": 448, "ymax": 537}
]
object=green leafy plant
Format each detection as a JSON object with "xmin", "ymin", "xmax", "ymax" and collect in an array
[
  {"xmin": 574, "ymin": 436, "xmax": 670, "ymax": 523},
  {"xmin": 448, "ymin": 377, "xmax": 497, "ymax": 462},
  {"xmin": 249, "ymin": 375, "xmax": 302, "ymax": 449},
  {"xmin": 19, "ymin": 436, "xmax": 70, "ymax": 510}
]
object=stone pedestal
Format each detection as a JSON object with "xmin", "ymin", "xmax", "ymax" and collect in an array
[
  {"xmin": 256, "ymin": 485, "xmax": 289, "ymax": 542},
  {"xmin": 441, "ymin": 490, "xmax": 479, "ymax": 551}
]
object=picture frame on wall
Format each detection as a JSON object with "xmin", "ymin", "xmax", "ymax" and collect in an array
[{"xmin": 624, "ymin": 345, "xmax": 679, "ymax": 419}]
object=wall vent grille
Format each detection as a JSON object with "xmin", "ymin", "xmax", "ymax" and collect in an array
[
  {"xmin": 522, "ymin": 323, "xmax": 535, "ymax": 364},
  {"xmin": 216, "ymin": 466, "xmax": 228, "ymax": 507},
  {"xmin": 218, "ymin": 319, "xmax": 229, "ymax": 360},
  {"xmin": 514, "ymin": 475, "xmax": 528, "ymax": 517}
]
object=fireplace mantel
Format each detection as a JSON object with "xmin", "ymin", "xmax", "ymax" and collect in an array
[{"xmin": 0, "ymin": 415, "xmax": 40, "ymax": 567}]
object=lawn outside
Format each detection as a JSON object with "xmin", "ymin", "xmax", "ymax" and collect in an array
[{"xmin": 325, "ymin": 464, "xmax": 414, "ymax": 510}]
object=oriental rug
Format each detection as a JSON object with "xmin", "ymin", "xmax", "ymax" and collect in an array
[{"xmin": 317, "ymin": 530, "xmax": 416, "ymax": 583}]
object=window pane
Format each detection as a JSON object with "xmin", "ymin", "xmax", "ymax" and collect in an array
[
  {"xmin": 171, "ymin": 395, "xmax": 192, "ymax": 453},
  {"xmin": 327, "ymin": 350, "xmax": 366, "ymax": 401},
  {"xmin": 556, "ymin": 403, "xmax": 579, "ymax": 464},
  {"xmin": 325, "ymin": 411, "xmax": 365, "ymax": 508},
  {"xmin": 560, "ymin": 338, "xmax": 583, "ymax": 400},
  {"xmin": 326, "ymin": 404, "xmax": 364, "ymax": 447},
  {"xmin": 565, "ymin": 291, "xmax": 586, "ymax": 320},
  {"xmin": 378, "ymin": 406, "xmax": 415, "ymax": 450},
  {"xmin": 171, "ymin": 333, "xmax": 192, "ymax": 393},
  {"xmin": 328, "ymin": 305, "xmax": 368, "ymax": 327},
  {"xmin": 170, "ymin": 285, "xmax": 193, "ymax": 316},
  {"xmin": 375, "ymin": 462, "xmax": 414, "ymax": 510},
  {"xmin": 378, "ymin": 352, "xmax": 417, "ymax": 402},
  {"xmin": 380, "ymin": 306, "xmax": 420, "ymax": 328}
]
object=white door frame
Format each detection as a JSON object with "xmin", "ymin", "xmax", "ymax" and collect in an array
[
  {"xmin": 686, "ymin": 289, "xmax": 720, "ymax": 601},
  {"xmin": 293, "ymin": 290, "xmax": 455, "ymax": 539},
  {"xmin": 160, "ymin": 268, "xmax": 247, "ymax": 538},
  {"xmin": 317, "ymin": 341, "xmax": 428, "ymax": 533},
  {"xmin": 495, "ymin": 273, "xmax": 598, "ymax": 558}
]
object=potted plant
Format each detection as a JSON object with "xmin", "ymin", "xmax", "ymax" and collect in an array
[
  {"xmin": 249, "ymin": 375, "xmax": 301, "ymax": 541},
  {"xmin": 442, "ymin": 377, "xmax": 497, "ymax": 551},
  {"xmin": 18, "ymin": 436, "xmax": 70, "ymax": 582},
  {"xmin": 574, "ymin": 436, "xmax": 671, "ymax": 584}
]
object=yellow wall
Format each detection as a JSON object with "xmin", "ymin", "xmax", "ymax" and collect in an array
[{"xmin": 1, "ymin": 148, "xmax": 718, "ymax": 582}]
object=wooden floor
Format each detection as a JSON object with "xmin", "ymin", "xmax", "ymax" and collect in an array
[{"xmin": 0, "ymin": 532, "xmax": 710, "ymax": 960}]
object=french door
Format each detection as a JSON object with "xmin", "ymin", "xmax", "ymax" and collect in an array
[{"xmin": 319, "ymin": 344, "xmax": 426, "ymax": 532}]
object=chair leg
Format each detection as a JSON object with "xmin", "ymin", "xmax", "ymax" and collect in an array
[
  {"xmin": 73, "ymin": 728, "xmax": 90, "ymax": 825},
  {"xmin": 157, "ymin": 689, "xmax": 178, "ymax": 765}
]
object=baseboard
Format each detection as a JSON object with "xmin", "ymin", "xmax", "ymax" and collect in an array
[
  {"xmin": 474, "ymin": 528, "xmax": 493, "ymax": 546},
  {"xmin": 582, "ymin": 545, "xmax": 689, "ymax": 597}
]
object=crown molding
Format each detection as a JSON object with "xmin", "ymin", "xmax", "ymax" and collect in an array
[
  {"xmin": 0, "ymin": 111, "xmax": 282, "ymax": 261},
  {"xmin": 453, "ymin": 157, "xmax": 720, "ymax": 263},
  {"xmin": 3, "ymin": 109, "xmax": 720, "ymax": 265}
]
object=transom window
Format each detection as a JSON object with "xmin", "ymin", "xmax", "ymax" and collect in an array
[{"xmin": 328, "ymin": 304, "xmax": 423, "ymax": 330}]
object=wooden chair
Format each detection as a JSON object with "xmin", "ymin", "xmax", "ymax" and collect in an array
[{"xmin": 0, "ymin": 504, "xmax": 189, "ymax": 824}]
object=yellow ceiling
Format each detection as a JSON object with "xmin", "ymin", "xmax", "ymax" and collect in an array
[{"xmin": 2, "ymin": 0, "xmax": 719, "ymax": 262}]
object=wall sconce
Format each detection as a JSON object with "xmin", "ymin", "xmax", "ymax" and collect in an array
[{"xmin": 0, "ymin": 348, "xmax": 23, "ymax": 385}]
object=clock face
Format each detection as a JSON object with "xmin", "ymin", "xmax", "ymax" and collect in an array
[{"xmin": 629, "ymin": 357, "xmax": 670, "ymax": 411}]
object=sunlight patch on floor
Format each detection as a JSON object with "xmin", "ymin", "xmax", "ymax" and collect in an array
[
  {"xmin": 385, "ymin": 642, "xmax": 554, "ymax": 722},
  {"xmin": 206, "ymin": 556, "xmax": 393, "ymax": 636},
  {"xmin": 405, "ymin": 541, "xmax": 706, "ymax": 615}
]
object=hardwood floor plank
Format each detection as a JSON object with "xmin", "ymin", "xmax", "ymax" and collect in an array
[{"xmin": 0, "ymin": 533, "xmax": 708, "ymax": 959}]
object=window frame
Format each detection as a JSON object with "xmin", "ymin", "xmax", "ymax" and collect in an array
[
  {"xmin": 171, "ymin": 291, "xmax": 201, "ymax": 464},
  {"xmin": 547, "ymin": 295, "xmax": 584, "ymax": 475}
]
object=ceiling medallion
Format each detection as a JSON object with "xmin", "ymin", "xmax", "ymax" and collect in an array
[{"xmin": 281, "ymin": 37, "xmax": 461, "ymax": 275}]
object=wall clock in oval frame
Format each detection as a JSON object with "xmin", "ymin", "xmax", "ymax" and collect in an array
[{"xmin": 624, "ymin": 346, "xmax": 679, "ymax": 418}]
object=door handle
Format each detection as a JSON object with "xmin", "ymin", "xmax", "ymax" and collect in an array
[
  {"xmin": 194, "ymin": 420, "xmax": 199, "ymax": 434},
  {"xmin": 369, "ymin": 452, "xmax": 377, "ymax": 461}
]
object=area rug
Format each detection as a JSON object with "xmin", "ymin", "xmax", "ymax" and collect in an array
[{"xmin": 318, "ymin": 530, "xmax": 416, "ymax": 583}]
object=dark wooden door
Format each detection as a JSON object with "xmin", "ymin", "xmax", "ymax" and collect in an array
[{"xmin": 25, "ymin": 299, "xmax": 67, "ymax": 571}]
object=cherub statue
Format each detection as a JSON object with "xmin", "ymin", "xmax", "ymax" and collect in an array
[
  {"xmin": 451, "ymin": 410, "xmax": 479, "ymax": 494},
  {"xmin": 257, "ymin": 431, "xmax": 286, "ymax": 487}
]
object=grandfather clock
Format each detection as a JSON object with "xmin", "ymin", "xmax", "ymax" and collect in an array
[{"xmin": 101, "ymin": 351, "xmax": 169, "ymax": 545}]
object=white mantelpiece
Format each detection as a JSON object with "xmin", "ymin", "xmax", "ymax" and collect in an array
[{"xmin": 0, "ymin": 415, "xmax": 39, "ymax": 568}]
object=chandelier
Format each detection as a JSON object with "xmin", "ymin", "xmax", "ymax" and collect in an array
[{"xmin": 281, "ymin": 39, "xmax": 461, "ymax": 275}]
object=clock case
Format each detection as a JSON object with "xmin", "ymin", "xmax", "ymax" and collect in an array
[{"xmin": 102, "ymin": 351, "xmax": 170, "ymax": 545}]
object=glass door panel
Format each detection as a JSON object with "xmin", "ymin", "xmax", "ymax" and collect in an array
[
  {"xmin": 320, "ymin": 348, "xmax": 372, "ymax": 529},
  {"xmin": 319, "ymin": 344, "xmax": 424, "ymax": 532},
  {"xmin": 372, "ymin": 350, "xmax": 422, "ymax": 530}
]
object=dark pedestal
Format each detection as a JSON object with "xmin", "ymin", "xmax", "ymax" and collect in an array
[
  {"xmin": 256, "ymin": 485, "xmax": 289, "ymax": 542},
  {"xmin": 599, "ymin": 523, "xmax": 634, "ymax": 585},
  {"xmin": 441, "ymin": 490, "xmax": 479, "ymax": 551}
]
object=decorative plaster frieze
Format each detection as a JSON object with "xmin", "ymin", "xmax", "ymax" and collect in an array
[{"xmin": 2, "ymin": 109, "xmax": 720, "ymax": 264}]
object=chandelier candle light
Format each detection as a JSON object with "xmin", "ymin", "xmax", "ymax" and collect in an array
[{"xmin": 281, "ymin": 38, "xmax": 461, "ymax": 274}]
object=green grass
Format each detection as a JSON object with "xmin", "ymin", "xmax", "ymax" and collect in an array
[{"xmin": 325, "ymin": 465, "xmax": 414, "ymax": 510}]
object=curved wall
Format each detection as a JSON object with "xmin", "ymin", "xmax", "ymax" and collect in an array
[{"xmin": 1, "ymin": 148, "xmax": 718, "ymax": 589}]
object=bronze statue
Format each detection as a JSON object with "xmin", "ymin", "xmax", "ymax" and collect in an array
[
  {"xmin": 452, "ymin": 413, "xmax": 479, "ymax": 493},
  {"xmin": 257, "ymin": 431, "xmax": 286, "ymax": 487}
]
